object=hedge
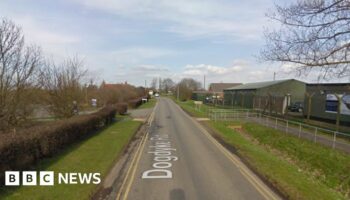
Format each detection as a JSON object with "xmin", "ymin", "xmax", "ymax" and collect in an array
[
  {"xmin": 116, "ymin": 103, "xmax": 128, "ymax": 115},
  {"xmin": 128, "ymin": 98, "xmax": 143, "ymax": 108},
  {"xmin": 0, "ymin": 106, "xmax": 116, "ymax": 185}
]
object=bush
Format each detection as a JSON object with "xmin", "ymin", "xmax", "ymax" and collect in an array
[
  {"xmin": 0, "ymin": 106, "xmax": 116, "ymax": 185},
  {"xmin": 116, "ymin": 103, "xmax": 128, "ymax": 115},
  {"xmin": 128, "ymin": 98, "xmax": 142, "ymax": 108}
]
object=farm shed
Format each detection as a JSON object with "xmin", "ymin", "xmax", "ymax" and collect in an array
[
  {"xmin": 192, "ymin": 90, "xmax": 211, "ymax": 101},
  {"xmin": 224, "ymin": 79, "xmax": 306, "ymax": 114},
  {"xmin": 208, "ymin": 83, "xmax": 242, "ymax": 99},
  {"xmin": 304, "ymin": 83, "xmax": 350, "ymax": 125}
]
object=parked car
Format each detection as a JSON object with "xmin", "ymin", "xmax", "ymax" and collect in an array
[
  {"xmin": 289, "ymin": 102, "xmax": 304, "ymax": 112},
  {"xmin": 154, "ymin": 93, "xmax": 159, "ymax": 97}
]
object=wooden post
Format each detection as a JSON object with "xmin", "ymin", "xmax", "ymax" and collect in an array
[
  {"xmin": 241, "ymin": 92, "xmax": 245, "ymax": 108},
  {"xmin": 305, "ymin": 92, "xmax": 315, "ymax": 122},
  {"xmin": 268, "ymin": 93, "xmax": 272, "ymax": 116},
  {"xmin": 335, "ymin": 94, "xmax": 342, "ymax": 132}
]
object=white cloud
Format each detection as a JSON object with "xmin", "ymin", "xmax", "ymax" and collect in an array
[
  {"xmin": 72, "ymin": 0, "xmax": 272, "ymax": 41},
  {"xmin": 183, "ymin": 64, "xmax": 243, "ymax": 76},
  {"xmin": 109, "ymin": 47, "xmax": 177, "ymax": 64},
  {"xmin": 5, "ymin": 15, "xmax": 82, "ymax": 61},
  {"xmin": 133, "ymin": 65, "xmax": 169, "ymax": 72}
]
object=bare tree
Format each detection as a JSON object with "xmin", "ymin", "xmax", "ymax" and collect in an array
[
  {"xmin": 0, "ymin": 18, "xmax": 42, "ymax": 130},
  {"xmin": 150, "ymin": 78, "xmax": 157, "ymax": 90},
  {"xmin": 39, "ymin": 57, "xmax": 86, "ymax": 118},
  {"xmin": 161, "ymin": 78, "xmax": 175, "ymax": 93},
  {"xmin": 261, "ymin": 0, "xmax": 350, "ymax": 79},
  {"xmin": 176, "ymin": 78, "xmax": 201, "ymax": 101}
]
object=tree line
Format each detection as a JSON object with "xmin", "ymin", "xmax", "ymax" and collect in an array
[
  {"xmin": 150, "ymin": 77, "xmax": 202, "ymax": 101},
  {"xmin": 0, "ymin": 18, "xmax": 144, "ymax": 131}
]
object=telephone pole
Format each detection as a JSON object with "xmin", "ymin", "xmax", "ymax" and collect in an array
[
  {"xmin": 203, "ymin": 75, "xmax": 206, "ymax": 90},
  {"xmin": 177, "ymin": 85, "xmax": 179, "ymax": 101}
]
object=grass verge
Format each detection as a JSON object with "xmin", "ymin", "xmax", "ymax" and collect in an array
[
  {"xmin": 172, "ymin": 98, "xmax": 349, "ymax": 200},
  {"xmin": 170, "ymin": 98, "xmax": 209, "ymax": 118},
  {"xmin": 138, "ymin": 98, "xmax": 156, "ymax": 109},
  {"xmin": 0, "ymin": 116, "xmax": 142, "ymax": 200},
  {"xmin": 242, "ymin": 122, "xmax": 350, "ymax": 197}
]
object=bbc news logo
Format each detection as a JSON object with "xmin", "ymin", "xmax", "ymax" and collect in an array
[{"xmin": 5, "ymin": 171, "xmax": 101, "ymax": 186}]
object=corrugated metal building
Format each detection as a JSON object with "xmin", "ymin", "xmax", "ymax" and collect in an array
[
  {"xmin": 208, "ymin": 83, "xmax": 242, "ymax": 98},
  {"xmin": 224, "ymin": 79, "xmax": 306, "ymax": 113},
  {"xmin": 192, "ymin": 90, "xmax": 211, "ymax": 102},
  {"xmin": 304, "ymin": 83, "xmax": 350, "ymax": 124}
]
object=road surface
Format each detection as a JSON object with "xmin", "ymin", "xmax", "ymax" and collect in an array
[{"xmin": 116, "ymin": 97, "xmax": 280, "ymax": 200}]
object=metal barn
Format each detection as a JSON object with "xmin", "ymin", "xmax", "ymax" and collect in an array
[
  {"xmin": 224, "ymin": 79, "xmax": 306, "ymax": 114},
  {"xmin": 304, "ymin": 83, "xmax": 350, "ymax": 124}
]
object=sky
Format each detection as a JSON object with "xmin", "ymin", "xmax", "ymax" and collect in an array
[{"xmin": 1, "ymin": 0, "xmax": 346, "ymax": 87}]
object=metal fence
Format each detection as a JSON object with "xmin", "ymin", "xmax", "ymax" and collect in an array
[{"xmin": 208, "ymin": 109, "xmax": 350, "ymax": 153}]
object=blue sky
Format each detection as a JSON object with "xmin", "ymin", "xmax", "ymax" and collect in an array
[{"xmin": 1, "ymin": 0, "xmax": 337, "ymax": 87}]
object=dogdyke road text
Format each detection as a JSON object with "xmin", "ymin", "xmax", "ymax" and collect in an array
[{"xmin": 142, "ymin": 134, "xmax": 178, "ymax": 179}]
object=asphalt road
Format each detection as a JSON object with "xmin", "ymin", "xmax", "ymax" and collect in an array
[{"xmin": 118, "ymin": 97, "xmax": 280, "ymax": 200}]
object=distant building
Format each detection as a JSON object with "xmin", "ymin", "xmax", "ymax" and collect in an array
[
  {"xmin": 224, "ymin": 79, "xmax": 306, "ymax": 114},
  {"xmin": 304, "ymin": 83, "xmax": 350, "ymax": 124},
  {"xmin": 192, "ymin": 90, "xmax": 211, "ymax": 102},
  {"xmin": 208, "ymin": 83, "xmax": 242, "ymax": 99},
  {"xmin": 192, "ymin": 83, "xmax": 241, "ymax": 102}
]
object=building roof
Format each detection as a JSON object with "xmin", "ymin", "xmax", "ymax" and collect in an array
[
  {"xmin": 208, "ymin": 83, "xmax": 242, "ymax": 93},
  {"xmin": 224, "ymin": 79, "xmax": 301, "ymax": 91},
  {"xmin": 307, "ymin": 83, "xmax": 350, "ymax": 87}
]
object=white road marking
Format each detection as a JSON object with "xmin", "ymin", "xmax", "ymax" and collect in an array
[{"xmin": 142, "ymin": 134, "xmax": 178, "ymax": 179}]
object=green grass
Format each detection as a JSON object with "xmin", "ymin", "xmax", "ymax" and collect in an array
[
  {"xmin": 0, "ymin": 116, "xmax": 142, "ymax": 200},
  {"xmin": 170, "ymin": 98, "xmax": 209, "ymax": 118},
  {"xmin": 138, "ymin": 98, "xmax": 156, "ymax": 109},
  {"xmin": 209, "ymin": 121, "xmax": 347, "ymax": 200},
  {"xmin": 242, "ymin": 122, "xmax": 350, "ymax": 197},
  {"xmin": 172, "ymin": 98, "xmax": 348, "ymax": 199}
]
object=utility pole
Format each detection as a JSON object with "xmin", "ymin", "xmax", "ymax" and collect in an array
[
  {"xmin": 144, "ymin": 80, "xmax": 147, "ymax": 95},
  {"xmin": 335, "ymin": 94, "xmax": 341, "ymax": 132},
  {"xmin": 273, "ymin": 72, "xmax": 276, "ymax": 81},
  {"xmin": 177, "ymin": 85, "xmax": 179, "ymax": 101},
  {"xmin": 203, "ymin": 75, "xmax": 206, "ymax": 90}
]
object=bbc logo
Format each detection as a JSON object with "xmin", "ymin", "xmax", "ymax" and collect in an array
[{"xmin": 5, "ymin": 171, "xmax": 54, "ymax": 186}]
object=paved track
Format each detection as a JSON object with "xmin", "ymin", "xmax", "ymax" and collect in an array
[{"xmin": 117, "ymin": 98, "xmax": 280, "ymax": 200}]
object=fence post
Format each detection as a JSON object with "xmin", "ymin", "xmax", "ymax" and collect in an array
[
  {"xmin": 298, "ymin": 123, "xmax": 301, "ymax": 138},
  {"xmin": 275, "ymin": 117, "xmax": 277, "ymax": 129},
  {"xmin": 265, "ymin": 115, "xmax": 268, "ymax": 126},
  {"xmin": 286, "ymin": 120, "xmax": 289, "ymax": 133},
  {"xmin": 260, "ymin": 113, "xmax": 262, "ymax": 122},
  {"xmin": 333, "ymin": 132, "xmax": 337, "ymax": 149},
  {"xmin": 314, "ymin": 128, "xmax": 317, "ymax": 143}
]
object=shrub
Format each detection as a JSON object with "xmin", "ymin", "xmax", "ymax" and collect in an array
[
  {"xmin": 116, "ymin": 103, "xmax": 128, "ymax": 115},
  {"xmin": 0, "ymin": 106, "xmax": 116, "ymax": 185},
  {"xmin": 128, "ymin": 98, "xmax": 142, "ymax": 108}
]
